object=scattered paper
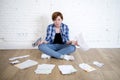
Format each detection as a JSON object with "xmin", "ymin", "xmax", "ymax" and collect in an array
[
  {"xmin": 35, "ymin": 64, "xmax": 55, "ymax": 74},
  {"xmin": 10, "ymin": 60, "xmax": 20, "ymax": 64},
  {"xmin": 41, "ymin": 54, "xmax": 51, "ymax": 59},
  {"xmin": 9, "ymin": 55, "xmax": 30, "ymax": 61},
  {"xmin": 58, "ymin": 65, "xmax": 77, "ymax": 74},
  {"xmin": 93, "ymin": 61, "xmax": 104, "ymax": 67},
  {"xmin": 15, "ymin": 59, "xmax": 38, "ymax": 69},
  {"xmin": 79, "ymin": 63, "xmax": 96, "ymax": 72},
  {"xmin": 75, "ymin": 33, "xmax": 90, "ymax": 51}
]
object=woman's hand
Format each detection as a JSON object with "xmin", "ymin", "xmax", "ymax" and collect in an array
[
  {"xmin": 67, "ymin": 40, "xmax": 79, "ymax": 46},
  {"xmin": 38, "ymin": 40, "xmax": 48, "ymax": 45},
  {"xmin": 71, "ymin": 41, "xmax": 79, "ymax": 46},
  {"xmin": 66, "ymin": 41, "xmax": 72, "ymax": 45}
]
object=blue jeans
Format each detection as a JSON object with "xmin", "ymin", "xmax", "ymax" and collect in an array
[{"xmin": 38, "ymin": 43, "xmax": 76, "ymax": 58}]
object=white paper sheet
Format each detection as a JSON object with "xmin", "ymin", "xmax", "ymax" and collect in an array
[
  {"xmin": 93, "ymin": 61, "xmax": 104, "ymax": 67},
  {"xmin": 75, "ymin": 33, "xmax": 90, "ymax": 51},
  {"xmin": 15, "ymin": 59, "xmax": 38, "ymax": 69},
  {"xmin": 9, "ymin": 55, "xmax": 30, "ymax": 61},
  {"xmin": 79, "ymin": 63, "xmax": 96, "ymax": 72},
  {"xmin": 10, "ymin": 60, "xmax": 20, "ymax": 64},
  {"xmin": 35, "ymin": 64, "xmax": 55, "ymax": 74},
  {"xmin": 58, "ymin": 65, "xmax": 77, "ymax": 74}
]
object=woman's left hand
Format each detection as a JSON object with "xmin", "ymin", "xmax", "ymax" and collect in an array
[
  {"xmin": 71, "ymin": 40, "xmax": 79, "ymax": 46},
  {"xmin": 67, "ymin": 40, "xmax": 79, "ymax": 46}
]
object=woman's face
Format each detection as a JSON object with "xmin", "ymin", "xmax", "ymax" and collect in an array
[{"xmin": 53, "ymin": 16, "xmax": 62, "ymax": 27}]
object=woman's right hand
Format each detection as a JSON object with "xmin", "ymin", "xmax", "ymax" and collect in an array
[{"xmin": 38, "ymin": 40, "xmax": 48, "ymax": 45}]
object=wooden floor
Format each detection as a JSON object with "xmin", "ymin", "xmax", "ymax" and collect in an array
[{"xmin": 0, "ymin": 48, "xmax": 120, "ymax": 80}]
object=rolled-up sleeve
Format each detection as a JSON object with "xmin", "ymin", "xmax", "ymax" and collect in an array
[{"xmin": 45, "ymin": 25, "xmax": 52, "ymax": 43}]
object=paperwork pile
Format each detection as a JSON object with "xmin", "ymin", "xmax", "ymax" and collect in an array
[
  {"xmin": 58, "ymin": 65, "xmax": 77, "ymax": 74},
  {"xmin": 14, "ymin": 59, "xmax": 38, "ymax": 69},
  {"xmin": 75, "ymin": 33, "xmax": 90, "ymax": 51},
  {"xmin": 93, "ymin": 61, "xmax": 104, "ymax": 67},
  {"xmin": 79, "ymin": 63, "xmax": 96, "ymax": 72},
  {"xmin": 9, "ymin": 55, "xmax": 30, "ymax": 61},
  {"xmin": 10, "ymin": 60, "xmax": 20, "ymax": 64},
  {"xmin": 35, "ymin": 64, "xmax": 55, "ymax": 74},
  {"xmin": 8, "ymin": 55, "xmax": 104, "ymax": 75}
]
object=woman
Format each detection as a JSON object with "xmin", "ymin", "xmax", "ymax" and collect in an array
[{"xmin": 38, "ymin": 12, "xmax": 78, "ymax": 61}]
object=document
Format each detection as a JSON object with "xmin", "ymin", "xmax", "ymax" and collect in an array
[
  {"xmin": 10, "ymin": 60, "xmax": 20, "ymax": 64},
  {"xmin": 35, "ymin": 64, "xmax": 55, "ymax": 74},
  {"xmin": 93, "ymin": 61, "xmax": 104, "ymax": 67},
  {"xmin": 9, "ymin": 55, "xmax": 30, "ymax": 61},
  {"xmin": 75, "ymin": 33, "xmax": 90, "ymax": 51},
  {"xmin": 79, "ymin": 63, "xmax": 96, "ymax": 72},
  {"xmin": 15, "ymin": 59, "xmax": 38, "ymax": 69},
  {"xmin": 58, "ymin": 65, "xmax": 77, "ymax": 74}
]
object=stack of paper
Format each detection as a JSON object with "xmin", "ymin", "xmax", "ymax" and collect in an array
[
  {"xmin": 9, "ymin": 55, "xmax": 30, "ymax": 61},
  {"xmin": 79, "ymin": 63, "xmax": 96, "ymax": 72},
  {"xmin": 15, "ymin": 59, "xmax": 38, "ymax": 69},
  {"xmin": 35, "ymin": 64, "xmax": 55, "ymax": 74},
  {"xmin": 58, "ymin": 65, "xmax": 77, "ymax": 74},
  {"xmin": 75, "ymin": 33, "xmax": 90, "ymax": 51}
]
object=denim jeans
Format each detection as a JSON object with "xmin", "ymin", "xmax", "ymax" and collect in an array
[{"xmin": 38, "ymin": 43, "xmax": 76, "ymax": 58}]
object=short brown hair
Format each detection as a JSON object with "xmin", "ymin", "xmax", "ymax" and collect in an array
[{"xmin": 52, "ymin": 12, "xmax": 63, "ymax": 21}]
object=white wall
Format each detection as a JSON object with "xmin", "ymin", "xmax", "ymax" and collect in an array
[{"xmin": 0, "ymin": 0, "xmax": 120, "ymax": 49}]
